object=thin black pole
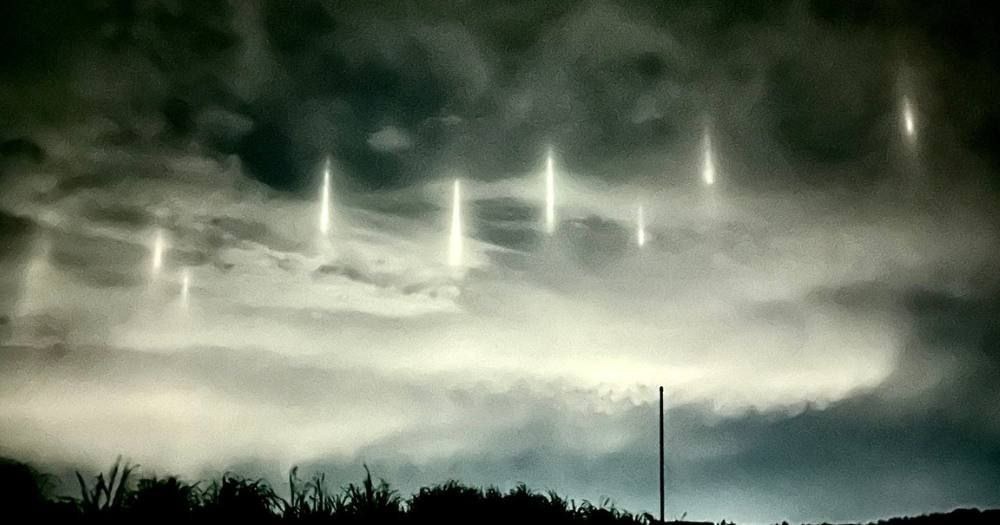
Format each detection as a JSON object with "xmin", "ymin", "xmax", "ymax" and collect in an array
[{"xmin": 659, "ymin": 385, "xmax": 664, "ymax": 524}]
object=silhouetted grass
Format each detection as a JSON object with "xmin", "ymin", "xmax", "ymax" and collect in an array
[
  {"xmin": 284, "ymin": 466, "xmax": 344, "ymax": 522},
  {"xmin": 1, "ymin": 456, "xmax": 997, "ymax": 525},
  {"xmin": 74, "ymin": 456, "xmax": 134, "ymax": 515}
]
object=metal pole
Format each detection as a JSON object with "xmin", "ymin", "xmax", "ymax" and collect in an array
[{"xmin": 659, "ymin": 385, "xmax": 664, "ymax": 524}]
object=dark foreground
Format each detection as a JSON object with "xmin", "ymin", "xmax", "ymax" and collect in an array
[{"xmin": 1, "ymin": 457, "xmax": 996, "ymax": 524}]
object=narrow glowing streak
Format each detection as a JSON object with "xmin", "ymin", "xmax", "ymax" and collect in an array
[
  {"xmin": 637, "ymin": 205, "xmax": 646, "ymax": 248},
  {"xmin": 702, "ymin": 126, "xmax": 716, "ymax": 186},
  {"xmin": 180, "ymin": 269, "xmax": 190, "ymax": 308},
  {"xmin": 17, "ymin": 236, "xmax": 52, "ymax": 317},
  {"xmin": 902, "ymin": 96, "xmax": 916, "ymax": 140},
  {"xmin": 151, "ymin": 230, "xmax": 164, "ymax": 275},
  {"xmin": 448, "ymin": 179, "xmax": 463, "ymax": 267},
  {"xmin": 319, "ymin": 157, "xmax": 332, "ymax": 235},
  {"xmin": 545, "ymin": 150, "xmax": 556, "ymax": 234}
]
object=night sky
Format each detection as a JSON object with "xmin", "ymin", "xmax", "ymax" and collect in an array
[{"xmin": 2, "ymin": 1, "xmax": 1000, "ymax": 523}]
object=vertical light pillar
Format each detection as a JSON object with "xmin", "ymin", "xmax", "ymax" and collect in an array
[
  {"xmin": 448, "ymin": 179, "xmax": 463, "ymax": 267},
  {"xmin": 545, "ymin": 149, "xmax": 556, "ymax": 234}
]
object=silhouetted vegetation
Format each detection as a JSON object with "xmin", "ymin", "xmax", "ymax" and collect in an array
[{"xmin": 0, "ymin": 456, "xmax": 996, "ymax": 524}]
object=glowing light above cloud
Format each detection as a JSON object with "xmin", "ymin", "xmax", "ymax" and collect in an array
[
  {"xmin": 151, "ymin": 230, "xmax": 165, "ymax": 276},
  {"xmin": 319, "ymin": 157, "xmax": 332, "ymax": 236},
  {"xmin": 448, "ymin": 179, "xmax": 463, "ymax": 267},
  {"xmin": 545, "ymin": 149, "xmax": 556, "ymax": 234},
  {"xmin": 702, "ymin": 125, "xmax": 716, "ymax": 187},
  {"xmin": 180, "ymin": 269, "xmax": 191, "ymax": 309},
  {"xmin": 637, "ymin": 205, "xmax": 646, "ymax": 247},
  {"xmin": 901, "ymin": 95, "xmax": 917, "ymax": 141},
  {"xmin": 15, "ymin": 235, "xmax": 53, "ymax": 318}
]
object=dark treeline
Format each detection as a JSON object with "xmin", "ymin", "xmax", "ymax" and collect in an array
[{"xmin": 1, "ymin": 457, "xmax": 997, "ymax": 525}]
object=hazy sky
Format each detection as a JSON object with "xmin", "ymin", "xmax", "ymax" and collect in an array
[{"xmin": 2, "ymin": 1, "xmax": 999, "ymax": 523}]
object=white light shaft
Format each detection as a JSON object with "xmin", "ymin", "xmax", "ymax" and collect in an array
[
  {"xmin": 448, "ymin": 179, "xmax": 463, "ymax": 267},
  {"xmin": 545, "ymin": 151, "xmax": 556, "ymax": 234},
  {"xmin": 319, "ymin": 158, "xmax": 332, "ymax": 235},
  {"xmin": 151, "ymin": 230, "xmax": 164, "ymax": 274},
  {"xmin": 180, "ymin": 269, "xmax": 190, "ymax": 307},
  {"xmin": 702, "ymin": 126, "xmax": 716, "ymax": 186},
  {"xmin": 16, "ymin": 236, "xmax": 52, "ymax": 318},
  {"xmin": 637, "ymin": 205, "xmax": 646, "ymax": 247},
  {"xmin": 902, "ymin": 96, "xmax": 916, "ymax": 140}
]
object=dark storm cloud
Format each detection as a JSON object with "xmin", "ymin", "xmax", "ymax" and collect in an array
[{"xmin": 7, "ymin": 0, "xmax": 997, "ymax": 194}]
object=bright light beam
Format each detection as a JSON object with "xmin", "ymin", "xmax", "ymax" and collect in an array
[
  {"xmin": 151, "ymin": 230, "xmax": 164, "ymax": 275},
  {"xmin": 545, "ymin": 149, "xmax": 556, "ymax": 234},
  {"xmin": 319, "ymin": 157, "xmax": 332, "ymax": 235},
  {"xmin": 448, "ymin": 178, "xmax": 463, "ymax": 267},
  {"xmin": 702, "ymin": 125, "xmax": 716, "ymax": 187},
  {"xmin": 180, "ymin": 268, "xmax": 190, "ymax": 308},
  {"xmin": 16, "ymin": 235, "xmax": 52, "ymax": 318},
  {"xmin": 637, "ymin": 204, "xmax": 646, "ymax": 248},
  {"xmin": 902, "ymin": 95, "xmax": 917, "ymax": 141}
]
